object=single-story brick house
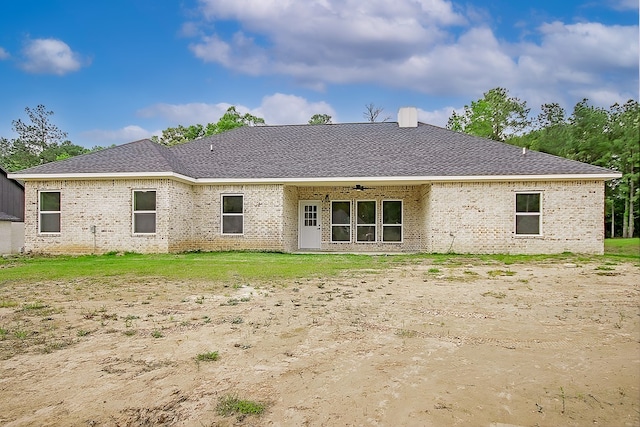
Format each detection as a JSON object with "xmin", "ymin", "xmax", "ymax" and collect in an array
[
  {"xmin": 0, "ymin": 166, "xmax": 25, "ymax": 254},
  {"xmin": 8, "ymin": 108, "xmax": 620, "ymax": 255}
]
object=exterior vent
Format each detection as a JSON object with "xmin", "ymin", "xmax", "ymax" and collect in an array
[{"xmin": 398, "ymin": 107, "xmax": 418, "ymax": 128}]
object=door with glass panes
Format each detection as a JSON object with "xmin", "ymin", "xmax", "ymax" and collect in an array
[{"xmin": 299, "ymin": 201, "xmax": 321, "ymax": 249}]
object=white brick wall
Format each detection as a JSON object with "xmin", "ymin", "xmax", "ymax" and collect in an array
[
  {"xmin": 22, "ymin": 178, "xmax": 606, "ymax": 255},
  {"xmin": 282, "ymin": 186, "xmax": 299, "ymax": 252},
  {"xmin": 25, "ymin": 179, "xmax": 173, "ymax": 254},
  {"xmin": 185, "ymin": 184, "xmax": 287, "ymax": 252},
  {"xmin": 24, "ymin": 180, "xmax": 290, "ymax": 254},
  {"xmin": 426, "ymin": 180, "xmax": 604, "ymax": 254}
]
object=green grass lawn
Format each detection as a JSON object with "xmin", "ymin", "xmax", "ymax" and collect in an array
[
  {"xmin": 0, "ymin": 251, "xmax": 404, "ymax": 284},
  {"xmin": 0, "ymin": 239, "xmax": 637, "ymax": 284},
  {"xmin": 605, "ymin": 238, "xmax": 640, "ymax": 257}
]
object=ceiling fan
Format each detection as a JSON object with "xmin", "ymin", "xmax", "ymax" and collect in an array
[{"xmin": 352, "ymin": 184, "xmax": 373, "ymax": 191}]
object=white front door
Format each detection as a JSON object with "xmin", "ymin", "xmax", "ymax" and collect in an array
[{"xmin": 299, "ymin": 201, "xmax": 321, "ymax": 249}]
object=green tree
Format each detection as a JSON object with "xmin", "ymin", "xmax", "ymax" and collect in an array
[
  {"xmin": 608, "ymin": 100, "xmax": 639, "ymax": 238},
  {"xmin": 0, "ymin": 138, "xmax": 39, "ymax": 171},
  {"xmin": 41, "ymin": 140, "xmax": 92, "ymax": 163},
  {"xmin": 12, "ymin": 104, "xmax": 68, "ymax": 153},
  {"xmin": 152, "ymin": 106, "xmax": 266, "ymax": 146},
  {"xmin": 446, "ymin": 87, "xmax": 530, "ymax": 141},
  {"xmin": 215, "ymin": 106, "xmax": 265, "ymax": 133},
  {"xmin": 506, "ymin": 103, "xmax": 569, "ymax": 155},
  {"xmin": 566, "ymin": 99, "xmax": 611, "ymax": 166},
  {"xmin": 151, "ymin": 124, "xmax": 208, "ymax": 146},
  {"xmin": 562, "ymin": 100, "xmax": 620, "ymax": 237},
  {"xmin": 308, "ymin": 114, "xmax": 332, "ymax": 125},
  {"xmin": 0, "ymin": 105, "xmax": 91, "ymax": 171}
]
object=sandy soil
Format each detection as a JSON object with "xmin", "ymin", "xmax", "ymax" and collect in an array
[{"xmin": 0, "ymin": 257, "xmax": 638, "ymax": 427}]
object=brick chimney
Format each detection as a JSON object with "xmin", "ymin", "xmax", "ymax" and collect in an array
[{"xmin": 398, "ymin": 107, "xmax": 418, "ymax": 128}]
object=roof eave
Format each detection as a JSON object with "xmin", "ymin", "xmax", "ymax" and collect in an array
[
  {"xmin": 195, "ymin": 173, "xmax": 621, "ymax": 186},
  {"xmin": 8, "ymin": 171, "xmax": 621, "ymax": 186},
  {"xmin": 7, "ymin": 171, "xmax": 194, "ymax": 185}
]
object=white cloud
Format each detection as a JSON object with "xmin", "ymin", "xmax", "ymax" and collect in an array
[
  {"xmin": 186, "ymin": 0, "xmax": 637, "ymax": 111},
  {"xmin": 190, "ymin": 35, "xmax": 231, "ymax": 64},
  {"xmin": 254, "ymin": 93, "xmax": 336, "ymax": 124},
  {"xmin": 417, "ymin": 106, "xmax": 460, "ymax": 128},
  {"xmin": 138, "ymin": 102, "xmax": 234, "ymax": 125},
  {"xmin": 138, "ymin": 94, "xmax": 336, "ymax": 126},
  {"xmin": 535, "ymin": 22, "xmax": 637, "ymax": 71},
  {"xmin": 190, "ymin": 0, "xmax": 463, "ymax": 77},
  {"xmin": 197, "ymin": 0, "xmax": 464, "ymax": 28},
  {"xmin": 20, "ymin": 38, "xmax": 86, "ymax": 75},
  {"xmin": 81, "ymin": 125, "xmax": 155, "ymax": 145},
  {"xmin": 190, "ymin": 33, "xmax": 268, "ymax": 75},
  {"xmin": 609, "ymin": 0, "xmax": 638, "ymax": 10},
  {"xmin": 180, "ymin": 21, "xmax": 201, "ymax": 37},
  {"xmin": 389, "ymin": 27, "xmax": 518, "ymax": 94},
  {"xmin": 193, "ymin": 25, "xmax": 516, "ymax": 96},
  {"xmin": 0, "ymin": 47, "xmax": 9, "ymax": 60},
  {"xmin": 513, "ymin": 22, "xmax": 638, "ymax": 107},
  {"xmin": 571, "ymin": 88, "xmax": 635, "ymax": 109}
]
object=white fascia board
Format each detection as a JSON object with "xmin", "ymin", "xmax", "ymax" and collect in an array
[
  {"xmin": 416, "ymin": 173, "xmax": 622, "ymax": 182},
  {"xmin": 194, "ymin": 173, "xmax": 622, "ymax": 185},
  {"xmin": 7, "ymin": 171, "xmax": 195, "ymax": 184},
  {"xmin": 8, "ymin": 172, "xmax": 621, "ymax": 184}
]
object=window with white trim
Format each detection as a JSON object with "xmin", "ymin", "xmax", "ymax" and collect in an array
[
  {"xmin": 382, "ymin": 200, "xmax": 402, "ymax": 242},
  {"xmin": 515, "ymin": 193, "xmax": 541, "ymax": 235},
  {"xmin": 331, "ymin": 201, "xmax": 351, "ymax": 242},
  {"xmin": 356, "ymin": 200, "xmax": 376, "ymax": 242},
  {"xmin": 222, "ymin": 194, "xmax": 243, "ymax": 234},
  {"xmin": 39, "ymin": 191, "xmax": 60, "ymax": 233},
  {"xmin": 133, "ymin": 190, "xmax": 156, "ymax": 234}
]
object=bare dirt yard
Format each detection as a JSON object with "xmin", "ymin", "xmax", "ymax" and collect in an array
[{"xmin": 1, "ymin": 257, "xmax": 638, "ymax": 427}]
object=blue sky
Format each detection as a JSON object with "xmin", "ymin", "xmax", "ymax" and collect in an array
[{"xmin": 0, "ymin": 0, "xmax": 637, "ymax": 148}]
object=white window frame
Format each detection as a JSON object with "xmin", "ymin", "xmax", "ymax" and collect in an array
[
  {"xmin": 132, "ymin": 189, "xmax": 157, "ymax": 234},
  {"xmin": 221, "ymin": 194, "xmax": 244, "ymax": 235},
  {"xmin": 515, "ymin": 192, "xmax": 542, "ymax": 236},
  {"xmin": 356, "ymin": 200, "xmax": 377, "ymax": 243},
  {"xmin": 382, "ymin": 199, "xmax": 403, "ymax": 243},
  {"xmin": 38, "ymin": 190, "xmax": 61, "ymax": 234},
  {"xmin": 331, "ymin": 200, "xmax": 352, "ymax": 243}
]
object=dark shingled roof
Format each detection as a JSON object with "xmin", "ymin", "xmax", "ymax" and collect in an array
[
  {"xmin": 12, "ymin": 139, "xmax": 189, "ymax": 175},
  {"xmin": 11, "ymin": 122, "xmax": 615, "ymax": 180}
]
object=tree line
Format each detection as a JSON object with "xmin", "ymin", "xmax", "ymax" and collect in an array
[
  {"xmin": 150, "ymin": 106, "xmax": 265, "ymax": 146},
  {"xmin": 0, "ymin": 105, "xmax": 105, "ymax": 172},
  {"xmin": 0, "ymin": 105, "xmax": 268, "ymax": 168}
]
